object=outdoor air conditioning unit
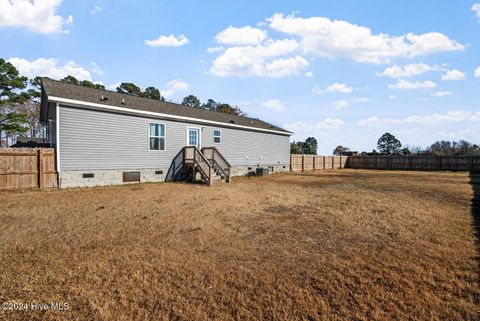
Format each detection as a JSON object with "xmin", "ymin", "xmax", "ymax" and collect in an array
[{"xmin": 256, "ymin": 168, "xmax": 269, "ymax": 176}]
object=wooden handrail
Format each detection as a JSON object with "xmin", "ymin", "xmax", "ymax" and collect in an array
[
  {"xmin": 201, "ymin": 147, "xmax": 231, "ymax": 183},
  {"xmin": 202, "ymin": 147, "xmax": 232, "ymax": 167},
  {"xmin": 184, "ymin": 146, "xmax": 212, "ymax": 185}
]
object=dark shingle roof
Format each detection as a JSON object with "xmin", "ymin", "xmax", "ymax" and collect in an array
[{"xmin": 41, "ymin": 78, "xmax": 291, "ymax": 135}]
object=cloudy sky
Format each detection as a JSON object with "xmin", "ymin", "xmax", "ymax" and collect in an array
[{"xmin": 1, "ymin": 0, "xmax": 479, "ymax": 153}]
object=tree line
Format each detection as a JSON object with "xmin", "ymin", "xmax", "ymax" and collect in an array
[
  {"xmin": 333, "ymin": 132, "xmax": 480, "ymax": 156},
  {"xmin": 0, "ymin": 58, "xmax": 245, "ymax": 147},
  {"xmin": 291, "ymin": 132, "xmax": 480, "ymax": 156}
]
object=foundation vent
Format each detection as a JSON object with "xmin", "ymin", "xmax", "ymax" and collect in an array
[{"xmin": 123, "ymin": 171, "xmax": 140, "ymax": 183}]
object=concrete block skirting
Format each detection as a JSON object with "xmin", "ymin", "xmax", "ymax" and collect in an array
[
  {"xmin": 59, "ymin": 168, "xmax": 166, "ymax": 188},
  {"xmin": 59, "ymin": 164, "xmax": 290, "ymax": 188}
]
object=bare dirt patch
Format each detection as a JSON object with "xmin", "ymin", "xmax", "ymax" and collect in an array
[{"xmin": 0, "ymin": 170, "xmax": 478, "ymax": 320}]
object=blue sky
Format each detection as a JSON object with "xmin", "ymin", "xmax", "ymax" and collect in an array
[{"xmin": 1, "ymin": 0, "xmax": 479, "ymax": 154}]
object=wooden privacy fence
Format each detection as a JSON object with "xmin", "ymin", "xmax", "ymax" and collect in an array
[
  {"xmin": 0, "ymin": 148, "xmax": 57, "ymax": 190},
  {"xmin": 345, "ymin": 155, "xmax": 480, "ymax": 173},
  {"xmin": 290, "ymin": 155, "xmax": 346, "ymax": 172}
]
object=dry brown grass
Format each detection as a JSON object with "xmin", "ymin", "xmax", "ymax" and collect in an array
[{"xmin": 0, "ymin": 170, "xmax": 478, "ymax": 320}]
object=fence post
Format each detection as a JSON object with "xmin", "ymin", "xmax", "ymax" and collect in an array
[
  {"xmin": 38, "ymin": 149, "xmax": 42, "ymax": 189},
  {"xmin": 302, "ymin": 155, "xmax": 305, "ymax": 171},
  {"xmin": 37, "ymin": 149, "xmax": 44, "ymax": 189},
  {"xmin": 339, "ymin": 155, "xmax": 342, "ymax": 169},
  {"xmin": 313, "ymin": 156, "xmax": 316, "ymax": 171},
  {"xmin": 290, "ymin": 154, "xmax": 293, "ymax": 172}
]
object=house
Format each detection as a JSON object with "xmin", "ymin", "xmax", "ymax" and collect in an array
[{"xmin": 40, "ymin": 78, "xmax": 292, "ymax": 188}]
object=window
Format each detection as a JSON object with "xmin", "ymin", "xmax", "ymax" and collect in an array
[
  {"xmin": 149, "ymin": 123, "xmax": 165, "ymax": 151},
  {"xmin": 213, "ymin": 129, "xmax": 221, "ymax": 144},
  {"xmin": 188, "ymin": 128, "xmax": 200, "ymax": 148}
]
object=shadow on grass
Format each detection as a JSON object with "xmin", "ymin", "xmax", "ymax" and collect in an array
[{"xmin": 469, "ymin": 172, "xmax": 480, "ymax": 305}]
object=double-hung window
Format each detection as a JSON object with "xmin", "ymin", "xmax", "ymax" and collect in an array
[
  {"xmin": 149, "ymin": 123, "xmax": 165, "ymax": 151},
  {"xmin": 213, "ymin": 129, "xmax": 221, "ymax": 144}
]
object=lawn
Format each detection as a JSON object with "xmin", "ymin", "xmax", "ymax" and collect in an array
[{"xmin": 0, "ymin": 170, "xmax": 478, "ymax": 320}]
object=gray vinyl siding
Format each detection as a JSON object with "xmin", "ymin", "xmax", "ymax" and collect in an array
[{"xmin": 58, "ymin": 105, "xmax": 290, "ymax": 171}]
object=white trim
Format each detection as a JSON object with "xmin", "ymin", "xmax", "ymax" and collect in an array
[
  {"xmin": 186, "ymin": 126, "xmax": 201, "ymax": 149},
  {"xmin": 148, "ymin": 122, "xmax": 166, "ymax": 151},
  {"xmin": 213, "ymin": 128, "xmax": 222, "ymax": 144},
  {"xmin": 49, "ymin": 96, "xmax": 291, "ymax": 136},
  {"xmin": 56, "ymin": 102, "xmax": 61, "ymax": 173}
]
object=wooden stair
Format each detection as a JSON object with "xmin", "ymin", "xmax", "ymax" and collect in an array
[
  {"xmin": 202, "ymin": 147, "xmax": 231, "ymax": 184},
  {"xmin": 170, "ymin": 146, "xmax": 231, "ymax": 186}
]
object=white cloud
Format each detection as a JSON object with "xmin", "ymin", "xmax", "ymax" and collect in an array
[
  {"xmin": 437, "ymin": 129, "xmax": 476, "ymax": 140},
  {"xmin": 261, "ymin": 99, "xmax": 285, "ymax": 111},
  {"xmin": 209, "ymin": 39, "xmax": 308, "ymax": 77},
  {"xmin": 333, "ymin": 99, "xmax": 349, "ymax": 110},
  {"xmin": 215, "ymin": 26, "xmax": 267, "ymax": 46},
  {"xmin": 267, "ymin": 13, "xmax": 464, "ymax": 64},
  {"xmin": 108, "ymin": 82, "xmax": 121, "ymax": 90},
  {"xmin": 356, "ymin": 110, "xmax": 480, "ymax": 127},
  {"xmin": 90, "ymin": 6, "xmax": 102, "ymax": 15},
  {"xmin": 209, "ymin": 13, "xmax": 464, "ymax": 78},
  {"xmin": 431, "ymin": 91, "xmax": 453, "ymax": 97},
  {"xmin": 0, "ymin": 0, "xmax": 73, "ymax": 34},
  {"xmin": 8, "ymin": 57, "xmax": 92, "ymax": 80},
  {"xmin": 145, "ymin": 34, "xmax": 189, "ymax": 47},
  {"xmin": 332, "ymin": 97, "xmax": 369, "ymax": 110},
  {"xmin": 209, "ymin": 13, "xmax": 464, "ymax": 79},
  {"xmin": 388, "ymin": 95, "xmax": 396, "ymax": 100},
  {"xmin": 356, "ymin": 117, "xmax": 402, "ymax": 126},
  {"xmin": 472, "ymin": 3, "xmax": 480, "ymax": 21},
  {"xmin": 304, "ymin": 71, "xmax": 313, "ymax": 77},
  {"xmin": 207, "ymin": 46, "xmax": 224, "ymax": 53},
  {"xmin": 284, "ymin": 119, "xmax": 346, "ymax": 134},
  {"xmin": 388, "ymin": 79, "xmax": 437, "ymax": 90},
  {"xmin": 263, "ymin": 56, "xmax": 309, "ymax": 77},
  {"xmin": 441, "ymin": 69, "xmax": 466, "ymax": 81},
  {"xmin": 283, "ymin": 119, "xmax": 347, "ymax": 145},
  {"xmin": 312, "ymin": 82, "xmax": 354, "ymax": 94},
  {"xmin": 161, "ymin": 79, "xmax": 188, "ymax": 98},
  {"xmin": 404, "ymin": 111, "xmax": 478, "ymax": 124},
  {"xmin": 475, "ymin": 66, "xmax": 480, "ymax": 78},
  {"xmin": 377, "ymin": 63, "xmax": 433, "ymax": 78},
  {"xmin": 472, "ymin": 112, "xmax": 480, "ymax": 121},
  {"xmin": 90, "ymin": 61, "xmax": 104, "ymax": 75},
  {"xmin": 352, "ymin": 97, "xmax": 369, "ymax": 103}
]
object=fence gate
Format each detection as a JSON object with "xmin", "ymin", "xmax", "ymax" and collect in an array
[{"xmin": 0, "ymin": 148, "xmax": 57, "ymax": 190}]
